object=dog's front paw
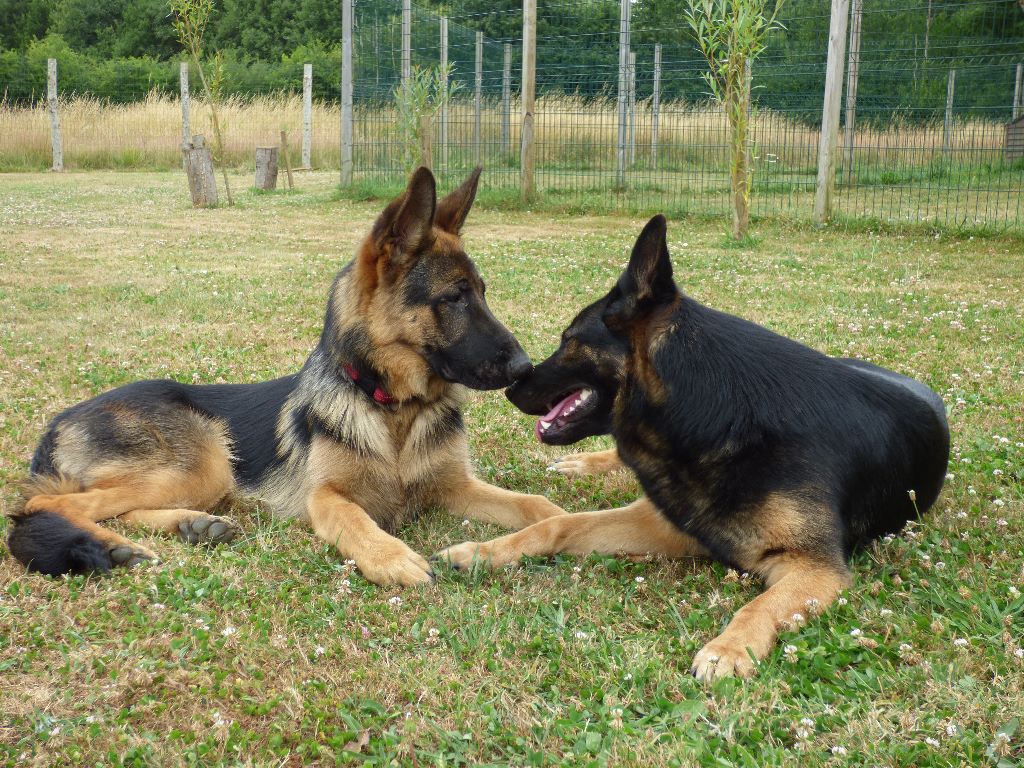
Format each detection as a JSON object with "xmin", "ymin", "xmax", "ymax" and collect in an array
[
  {"xmin": 433, "ymin": 541, "xmax": 493, "ymax": 571},
  {"xmin": 547, "ymin": 450, "xmax": 620, "ymax": 478},
  {"xmin": 690, "ymin": 635, "xmax": 759, "ymax": 682},
  {"xmin": 357, "ymin": 541, "xmax": 434, "ymax": 587}
]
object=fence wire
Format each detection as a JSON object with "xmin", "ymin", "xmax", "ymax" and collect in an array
[{"xmin": 1, "ymin": 0, "xmax": 1021, "ymax": 230}]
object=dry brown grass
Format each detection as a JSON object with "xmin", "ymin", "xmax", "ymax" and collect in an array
[{"xmin": 0, "ymin": 92, "xmax": 1011, "ymax": 175}]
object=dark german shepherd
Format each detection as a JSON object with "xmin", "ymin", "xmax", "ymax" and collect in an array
[
  {"xmin": 437, "ymin": 215, "xmax": 950, "ymax": 681},
  {"xmin": 7, "ymin": 167, "xmax": 565, "ymax": 584}
]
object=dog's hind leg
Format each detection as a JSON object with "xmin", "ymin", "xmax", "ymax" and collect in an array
[
  {"xmin": 435, "ymin": 496, "xmax": 706, "ymax": 570},
  {"xmin": 441, "ymin": 476, "xmax": 567, "ymax": 530},
  {"xmin": 690, "ymin": 552, "xmax": 851, "ymax": 682},
  {"xmin": 547, "ymin": 447, "xmax": 624, "ymax": 478}
]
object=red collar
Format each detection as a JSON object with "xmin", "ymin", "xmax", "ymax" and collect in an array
[{"xmin": 343, "ymin": 362, "xmax": 398, "ymax": 405}]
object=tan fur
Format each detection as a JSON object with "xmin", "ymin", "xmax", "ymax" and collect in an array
[
  {"xmin": 549, "ymin": 448, "xmax": 624, "ymax": 477},
  {"xmin": 436, "ymin": 497, "xmax": 706, "ymax": 570},
  {"xmin": 690, "ymin": 551, "xmax": 851, "ymax": 681}
]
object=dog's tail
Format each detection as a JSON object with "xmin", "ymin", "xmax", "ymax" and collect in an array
[{"xmin": 6, "ymin": 476, "xmax": 112, "ymax": 577}]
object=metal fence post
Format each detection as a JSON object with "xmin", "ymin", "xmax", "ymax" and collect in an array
[
  {"xmin": 521, "ymin": 0, "xmax": 537, "ymax": 201},
  {"xmin": 475, "ymin": 31, "xmax": 483, "ymax": 165},
  {"xmin": 47, "ymin": 58, "xmax": 63, "ymax": 172},
  {"xmin": 180, "ymin": 61, "xmax": 190, "ymax": 171},
  {"xmin": 1013, "ymin": 62, "xmax": 1022, "ymax": 122},
  {"xmin": 651, "ymin": 44, "xmax": 661, "ymax": 170},
  {"xmin": 813, "ymin": 0, "xmax": 850, "ymax": 225},
  {"xmin": 440, "ymin": 17, "xmax": 448, "ymax": 171},
  {"xmin": 843, "ymin": 0, "xmax": 862, "ymax": 183},
  {"xmin": 402, "ymin": 0, "xmax": 411, "ymax": 84},
  {"xmin": 944, "ymin": 69, "xmax": 956, "ymax": 155},
  {"xmin": 302, "ymin": 63, "xmax": 313, "ymax": 168},
  {"xmin": 340, "ymin": 0, "xmax": 353, "ymax": 185},
  {"xmin": 616, "ymin": 0, "xmax": 631, "ymax": 188},
  {"xmin": 502, "ymin": 43, "xmax": 512, "ymax": 157}
]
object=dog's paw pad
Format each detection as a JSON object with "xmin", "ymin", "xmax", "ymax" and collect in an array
[
  {"xmin": 109, "ymin": 544, "xmax": 157, "ymax": 568},
  {"xmin": 178, "ymin": 515, "xmax": 240, "ymax": 545}
]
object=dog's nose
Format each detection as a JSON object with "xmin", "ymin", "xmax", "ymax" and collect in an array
[{"xmin": 506, "ymin": 351, "xmax": 533, "ymax": 382}]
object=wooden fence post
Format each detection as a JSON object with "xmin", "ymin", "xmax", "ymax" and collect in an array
[
  {"xmin": 180, "ymin": 61, "xmax": 190, "ymax": 171},
  {"xmin": 402, "ymin": 0, "xmax": 412, "ymax": 84},
  {"xmin": 47, "ymin": 59, "xmax": 63, "ymax": 172},
  {"xmin": 186, "ymin": 135, "xmax": 217, "ymax": 207},
  {"xmin": 302, "ymin": 63, "xmax": 312, "ymax": 169},
  {"xmin": 813, "ymin": 0, "xmax": 850, "ymax": 225},
  {"xmin": 1012, "ymin": 62, "xmax": 1021, "ymax": 122},
  {"xmin": 281, "ymin": 130, "xmax": 295, "ymax": 189},
  {"xmin": 627, "ymin": 50, "xmax": 636, "ymax": 166},
  {"xmin": 843, "ymin": 0, "xmax": 862, "ymax": 182},
  {"xmin": 440, "ymin": 17, "xmax": 449, "ymax": 169},
  {"xmin": 340, "ymin": 0, "xmax": 353, "ymax": 185},
  {"xmin": 651, "ymin": 44, "xmax": 661, "ymax": 169},
  {"xmin": 615, "ymin": 0, "xmax": 631, "ymax": 188},
  {"xmin": 944, "ymin": 69, "xmax": 956, "ymax": 155},
  {"xmin": 521, "ymin": 0, "xmax": 537, "ymax": 201},
  {"xmin": 255, "ymin": 147, "xmax": 279, "ymax": 190},
  {"xmin": 502, "ymin": 43, "xmax": 512, "ymax": 157},
  {"xmin": 475, "ymin": 31, "xmax": 483, "ymax": 165}
]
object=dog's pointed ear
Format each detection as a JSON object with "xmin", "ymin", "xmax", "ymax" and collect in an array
[
  {"xmin": 435, "ymin": 166, "xmax": 482, "ymax": 235},
  {"xmin": 603, "ymin": 215, "xmax": 677, "ymax": 330},
  {"xmin": 369, "ymin": 166, "xmax": 437, "ymax": 267}
]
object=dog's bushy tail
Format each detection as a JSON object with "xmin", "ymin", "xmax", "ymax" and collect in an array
[{"xmin": 6, "ymin": 476, "xmax": 112, "ymax": 577}]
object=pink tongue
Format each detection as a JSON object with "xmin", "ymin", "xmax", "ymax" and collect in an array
[{"xmin": 535, "ymin": 390, "xmax": 583, "ymax": 442}]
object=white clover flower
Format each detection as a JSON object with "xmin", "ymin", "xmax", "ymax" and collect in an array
[
  {"xmin": 634, "ymin": 576, "xmax": 645, "ymax": 584},
  {"xmin": 221, "ymin": 626, "xmax": 237, "ymax": 637},
  {"xmin": 388, "ymin": 596, "xmax": 402, "ymax": 606},
  {"xmin": 879, "ymin": 608, "xmax": 893, "ymax": 618},
  {"xmin": 800, "ymin": 717, "xmax": 815, "ymax": 728},
  {"xmin": 574, "ymin": 630, "xmax": 589, "ymax": 640},
  {"xmin": 831, "ymin": 745, "xmax": 847, "ymax": 756},
  {"xmin": 925, "ymin": 737, "xmax": 940, "ymax": 747},
  {"xmin": 850, "ymin": 628, "xmax": 863, "ymax": 638},
  {"xmin": 837, "ymin": 597, "xmax": 848, "ymax": 606},
  {"xmin": 314, "ymin": 645, "xmax": 326, "ymax": 657},
  {"xmin": 945, "ymin": 723, "xmax": 958, "ymax": 737},
  {"xmin": 953, "ymin": 638, "xmax": 969, "ymax": 648}
]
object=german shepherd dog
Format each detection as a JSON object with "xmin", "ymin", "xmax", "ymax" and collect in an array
[
  {"xmin": 7, "ymin": 167, "xmax": 565, "ymax": 584},
  {"xmin": 437, "ymin": 215, "xmax": 950, "ymax": 681}
]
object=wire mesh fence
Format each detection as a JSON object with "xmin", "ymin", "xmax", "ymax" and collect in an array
[{"xmin": 1, "ymin": 0, "xmax": 1022, "ymax": 230}]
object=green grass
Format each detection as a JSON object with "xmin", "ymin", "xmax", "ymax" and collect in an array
[{"xmin": 0, "ymin": 170, "xmax": 1022, "ymax": 766}]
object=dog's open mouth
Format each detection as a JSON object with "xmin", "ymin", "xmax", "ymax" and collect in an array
[{"xmin": 535, "ymin": 388, "xmax": 597, "ymax": 442}]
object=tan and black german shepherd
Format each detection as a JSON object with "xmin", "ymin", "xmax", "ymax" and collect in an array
[
  {"xmin": 437, "ymin": 215, "xmax": 950, "ymax": 681},
  {"xmin": 7, "ymin": 167, "xmax": 565, "ymax": 585}
]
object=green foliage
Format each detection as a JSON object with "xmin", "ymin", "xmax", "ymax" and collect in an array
[{"xmin": 393, "ymin": 64, "xmax": 460, "ymax": 173}]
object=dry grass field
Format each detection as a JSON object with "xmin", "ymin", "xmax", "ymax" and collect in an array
[{"xmin": 0, "ymin": 170, "xmax": 1022, "ymax": 766}]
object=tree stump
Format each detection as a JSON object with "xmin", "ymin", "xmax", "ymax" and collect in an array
[
  {"xmin": 185, "ymin": 135, "xmax": 217, "ymax": 208},
  {"xmin": 254, "ymin": 147, "xmax": 279, "ymax": 190}
]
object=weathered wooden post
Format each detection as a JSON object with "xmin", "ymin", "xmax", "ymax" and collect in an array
[
  {"xmin": 402, "ymin": 0, "xmax": 412, "ymax": 84},
  {"xmin": 302, "ymin": 63, "xmax": 312, "ymax": 169},
  {"xmin": 813, "ymin": 0, "xmax": 850, "ymax": 225},
  {"xmin": 186, "ymin": 135, "xmax": 218, "ymax": 207},
  {"xmin": 615, "ymin": 0, "xmax": 631, "ymax": 188},
  {"xmin": 47, "ymin": 58, "xmax": 63, "ymax": 172},
  {"xmin": 521, "ymin": 0, "xmax": 537, "ymax": 201},
  {"xmin": 280, "ymin": 130, "xmax": 295, "ymax": 189},
  {"xmin": 340, "ymin": 0, "xmax": 353, "ymax": 185},
  {"xmin": 944, "ymin": 69, "xmax": 956, "ymax": 155},
  {"xmin": 255, "ymin": 146, "xmax": 279, "ymax": 190},
  {"xmin": 502, "ymin": 43, "xmax": 512, "ymax": 157},
  {"xmin": 651, "ymin": 44, "xmax": 661, "ymax": 169},
  {"xmin": 475, "ymin": 31, "xmax": 483, "ymax": 165},
  {"xmin": 1014, "ymin": 62, "xmax": 1023, "ymax": 122},
  {"xmin": 842, "ymin": 0, "xmax": 862, "ymax": 182},
  {"xmin": 180, "ymin": 62, "xmax": 190, "ymax": 170},
  {"xmin": 627, "ymin": 50, "xmax": 636, "ymax": 166},
  {"xmin": 440, "ymin": 17, "xmax": 449, "ymax": 169}
]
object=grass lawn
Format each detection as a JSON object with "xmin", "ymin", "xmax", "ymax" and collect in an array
[{"xmin": 0, "ymin": 170, "xmax": 1021, "ymax": 767}]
